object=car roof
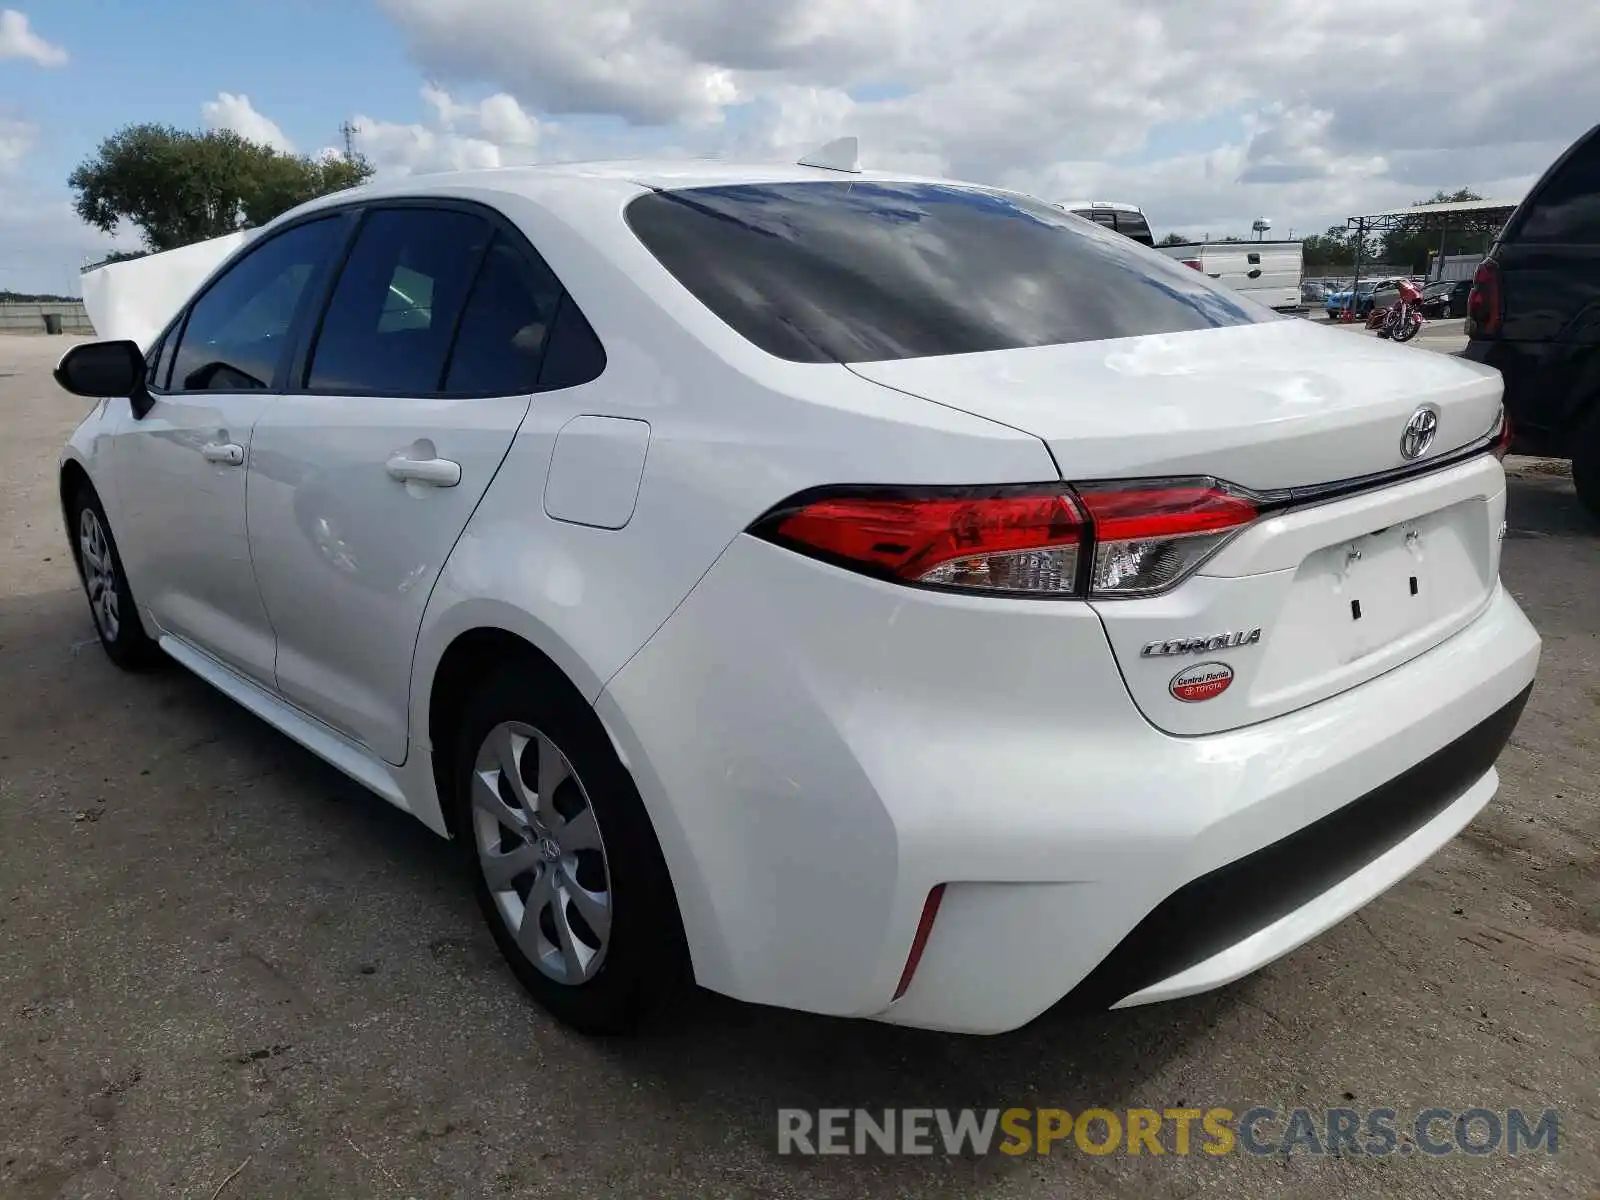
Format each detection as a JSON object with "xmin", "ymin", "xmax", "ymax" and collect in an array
[
  {"xmin": 276, "ymin": 159, "xmax": 1024, "ymax": 256},
  {"xmin": 297, "ymin": 158, "xmax": 967, "ymax": 209},
  {"xmin": 265, "ymin": 159, "xmax": 1057, "ymax": 359}
]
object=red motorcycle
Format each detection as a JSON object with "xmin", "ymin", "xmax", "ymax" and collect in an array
[{"xmin": 1373, "ymin": 279, "xmax": 1424, "ymax": 343}]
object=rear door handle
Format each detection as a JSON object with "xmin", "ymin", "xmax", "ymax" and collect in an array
[
  {"xmin": 202, "ymin": 442, "xmax": 244, "ymax": 466},
  {"xmin": 385, "ymin": 453, "xmax": 462, "ymax": 488}
]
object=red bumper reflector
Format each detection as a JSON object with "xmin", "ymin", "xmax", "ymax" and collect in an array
[{"xmin": 892, "ymin": 884, "xmax": 947, "ymax": 1002}]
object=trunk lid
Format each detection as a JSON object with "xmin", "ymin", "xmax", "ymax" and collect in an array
[
  {"xmin": 849, "ymin": 319, "xmax": 1508, "ymax": 735},
  {"xmin": 846, "ymin": 318, "xmax": 1503, "ymax": 491}
]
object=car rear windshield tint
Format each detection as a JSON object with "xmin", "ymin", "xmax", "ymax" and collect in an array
[
  {"xmin": 1114, "ymin": 211, "xmax": 1155, "ymax": 246},
  {"xmin": 625, "ymin": 182, "xmax": 1271, "ymax": 363}
]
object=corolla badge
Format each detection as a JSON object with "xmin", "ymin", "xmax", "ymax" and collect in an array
[
  {"xmin": 1141, "ymin": 628, "xmax": 1262, "ymax": 657},
  {"xmin": 1400, "ymin": 404, "xmax": 1440, "ymax": 461}
]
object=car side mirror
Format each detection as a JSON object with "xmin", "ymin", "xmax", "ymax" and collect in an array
[{"xmin": 53, "ymin": 339, "xmax": 154, "ymax": 417}]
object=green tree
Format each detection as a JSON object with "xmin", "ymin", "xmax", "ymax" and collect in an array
[
  {"xmin": 1158, "ymin": 231, "xmax": 1189, "ymax": 246},
  {"xmin": 244, "ymin": 149, "xmax": 372, "ymax": 228},
  {"xmin": 69, "ymin": 123, "xmax": 374, "ymax": 254},
  {"xmin": 1302, "ymin": 224, "xmax": 1382, "ymax": 268}
]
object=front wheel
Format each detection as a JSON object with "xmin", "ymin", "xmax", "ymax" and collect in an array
[
  {"xmin": 453, "ymin": 663, "xmax": 689, "ymax": 1034},
  {"xmin": 71, "ymin": 486, "xmax": 162, "ymax": 670},
  {"xmin": 1392, "ymin": 319, "xmax": 1421, "ymax": 343}
]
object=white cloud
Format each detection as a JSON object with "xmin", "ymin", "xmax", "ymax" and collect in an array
[
  {"xmin": 0, "ymin": 9, "xmax": 66, "ymax": 67},
  {"xmin": 0, "ymin": 115, "xmax": 35, "ymax": 169},
  {"xmin": 0, "ymin": 112, "xmax": 106, "ymax": 296},
  {"xmin": 201, "ymin": 92, "xmax": 295, "ymax": 154},
  {"xmin": 11, "ymin": 0, "xmax": 1595, "ymax": 296},
  {"xmin": 373, "ymin": 0, "xmax": 1600, "ymax": 237},
  {"xmin": 352, "ymin": 85, "xmax": 543, "ymax": 174},
  {"xmin": 352, "ymin": 115, "xmax": 502, "ymax": 174}
]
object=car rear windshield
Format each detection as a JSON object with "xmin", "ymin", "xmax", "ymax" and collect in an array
[
  {"xmin": 625, "ymin": 181, "xmax": 1271, "ymax": 363},
  {"xmin": 1114, "ymin": 211, "xmax": 1155, "ymax": 246}
]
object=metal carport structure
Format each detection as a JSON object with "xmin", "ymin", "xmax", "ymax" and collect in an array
[{"xmin": 1337, "ymin": 197, "xmax": 1521, "ymax": 317}]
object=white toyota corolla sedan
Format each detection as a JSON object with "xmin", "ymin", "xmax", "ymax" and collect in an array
[{"xmin": 53, "ymin": 156, "xmax": 1539, "ymax": 1035}]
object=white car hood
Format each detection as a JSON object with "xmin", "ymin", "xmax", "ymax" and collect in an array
[
  {"xmin": 846, "ymin": 319, "xmax": 1505, "ymax": 492},
  {"xmin": 80, "ymin": 231, "xmax": 255, "ymax": 350}
]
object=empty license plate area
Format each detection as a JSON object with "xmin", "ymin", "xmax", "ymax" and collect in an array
[{"xmin": 1251, "ymin": 498, "xmax": 1496, "ymax": 706}]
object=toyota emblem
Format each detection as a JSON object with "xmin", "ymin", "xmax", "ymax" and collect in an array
[{"xmin": 1400, "ymin": 405, "xmax": 1440, "ymax": 460}]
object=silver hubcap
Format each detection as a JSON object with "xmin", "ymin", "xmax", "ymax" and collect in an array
[
  {"xmin": 471, "ymin": 721, "xmax": 613, "ymax": 985},
  {"xmin": 79, "ymin": 509, "xmax": 120, "ymax": 642}
]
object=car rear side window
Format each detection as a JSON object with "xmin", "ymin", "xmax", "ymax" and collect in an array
[
  {"xmin": 442, "ymin": 233, "xmax": 565, "ymax": 395},
  {"xmin": 535, "ymin": 295, "xmax": 608, "ymax": 390},
  {"xmin": 1519, "ymin": 140, "xmax": 1600, "ymax": 244},
  {"xmin": 169, "ymin": 218, "xmax": 341, "ymax": 392},
  {"xmin": 1114, "ymin": 211, "xmax": 1155, "ymax": 246},
  {"xmin": 307, "ymin": 207, "xmax": 491, "ymax": 395},
  {"xmin": 625, "ymin": 182, "xmax": 1268, "ymax": 363}
]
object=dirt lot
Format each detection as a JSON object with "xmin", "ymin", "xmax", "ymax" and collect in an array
[{"xmin": 1, "ymin": 333, "xmax": 1595, "ymax": 1199}]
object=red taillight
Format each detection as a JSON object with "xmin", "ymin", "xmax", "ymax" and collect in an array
[
  {"xmin": 757, "ymin": 486, "xmax": 1085, "ymax": 595},
  {"xmin": 1467, "ymin": 259, "xmax": 1501, "ymax": 337},
  {"xmin": 892, "ymin": 884, "xmax": 945, "ymax": 1002},
  {"xmin": 1493, "ymin": 407, "xmax": 1513, "ymax": 460},
  {"xmin": 1075, "ymin": 480, "xmax": 1258, "ymax": 595},
  {"xmin": 1181, "ymin": 259, "xmax": 1203, "ymax": 271},
  {"xmin": 751, "ymin": 477, "xmax": 1257, "ymax": 598},
  {"xmin": 1074, "ymin": 482, "xmax": 1258, "ymax": 540}
]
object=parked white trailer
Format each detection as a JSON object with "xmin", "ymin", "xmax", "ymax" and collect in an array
[
  {"xmin": 1427, "ymin": 252, "xmax": 1484, "ymax": 283},
  {"xmin": 1156, "ymin": 240, "xmax": 1305, "ymax": 311}
]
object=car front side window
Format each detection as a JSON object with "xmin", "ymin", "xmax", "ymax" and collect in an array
[{"xmin": 168, "ymin": 218, "xmax": 343, "ymax": 392}]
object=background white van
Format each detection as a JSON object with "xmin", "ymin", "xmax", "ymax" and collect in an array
[{"xmin": 1156, "ymin": 239, "xmax": 1306, "ymax": 312}]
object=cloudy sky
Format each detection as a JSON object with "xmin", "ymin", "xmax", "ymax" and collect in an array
[{"xmin": 2, "ymin": 0, "xmax": 1596, "ymax": 294}]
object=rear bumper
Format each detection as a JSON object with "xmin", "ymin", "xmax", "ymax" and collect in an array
[
  {"xmin": 598, "ymin": 538, "xmax": 1540, "ymax": 1034},
  {"xmin": 1071, "ymin": 685, "xmax": 1528, "ymax": 1010}
]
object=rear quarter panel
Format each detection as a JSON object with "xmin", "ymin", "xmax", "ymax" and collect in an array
[{"xmin": 407, "ymin": 181, "xmax": 1057, "ymax": 827}]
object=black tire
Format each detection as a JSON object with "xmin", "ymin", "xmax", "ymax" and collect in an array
[
  {"xmin": 1572, "ymin": 412, "xmax": 1600, "ymax": 524},
  {"xmin": 452, "ymin": 662, "xmax": 689, "ymax": 1034},
  {"xmin": 69, "ymin": 484, "xmax": 163, "ymax": 670}
]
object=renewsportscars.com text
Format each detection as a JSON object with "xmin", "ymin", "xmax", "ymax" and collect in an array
[{"xmin": 776, "ymin": 1106, "xmax": 1560, "ymax": 1157}]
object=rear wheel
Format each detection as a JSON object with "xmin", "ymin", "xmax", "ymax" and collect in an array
[
  {"xmin": 71, "ymin": 485, "xmax": 162, "ymax": 670},
  {"xmin": 453, "ymin": 663, "xmax": 688, "ymax": 1033}
]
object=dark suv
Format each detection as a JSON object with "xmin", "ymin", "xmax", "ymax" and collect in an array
[{"xmin": 1465, "ymin": 121, "xmax": 1600, "ymax": 518}]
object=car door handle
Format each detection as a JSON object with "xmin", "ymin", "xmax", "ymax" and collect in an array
[
  {"xmin": 385, "ymin": 453, "xmax": 462, "ymax": 488},
  {"xmin": 202, "ymin": 442, "xmax": 245, "ymax": 466}
]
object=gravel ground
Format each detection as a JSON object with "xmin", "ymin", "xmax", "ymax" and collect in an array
[{"xmin": 1, "ymin": 333, "xmax": 1595, "ymax": 1199}]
